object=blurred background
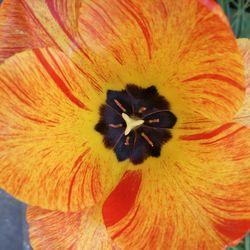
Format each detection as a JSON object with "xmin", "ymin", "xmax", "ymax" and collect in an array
[
  {"xmin": 0, "ymin": 0, "xmax": 249, "ymax": 249},
  {"xmin": 218, "ymin": 0, "xmax": 250, "ymax": 38}
]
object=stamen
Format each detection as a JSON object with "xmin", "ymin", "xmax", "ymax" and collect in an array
[
  {"xmin": 114, "ymin": 99, "xmax": 126, "ymax": 112},
  {"xmin": 138, "ymin": 107, "xmax": 147, "ymax": 113},
  {"xmin": 125, "ymin": 136, "xmax": 130, "ymax": 146},
  {"xmin": 148, "ymin": 119, "xmax": 160, "ymax": 123},
  {"xmin": 141, "ymin": 132, "xmax": 154, "ymax": 147},
  {"xmin": 96, "ymin": 84, "xmax": 176, "ymax": 164},
  {"xmin": 109, "ymin": 123, "xmax": 123, "ymax": 128}
]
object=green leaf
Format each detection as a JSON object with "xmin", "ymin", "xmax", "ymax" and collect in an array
[
  {"xmin": 227, "ymin": 243, "xmax": 245, "ymax": 250},
  {"xmin": 245, "ymin": 232, "xmax": 250, "ymax": 250},
  {"xmin": 218, "ymin": 0, "xmax": 250, "ymax": 38}
]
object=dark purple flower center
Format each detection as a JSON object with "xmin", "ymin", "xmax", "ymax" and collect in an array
[{"xmin": 95, "ymin": 84, "xmax": 177, "ymax": 164}]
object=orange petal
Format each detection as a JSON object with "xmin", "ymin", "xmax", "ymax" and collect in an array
[
  {"xmin": 199, "ymin": 0, "xmax": 229, "ymax": 25},
  {"xmin": 76, "ymin": 0, "xmax": 244, "ymax": 126},
  {"xmin": 103, "ymin": 123, "xmax": 250, "ymax": 249},
  {"xmin": 224, "ymin": 232, "xmax": 248, "ymax": 249},
  {"xmin": 27, "ymin": 206, "xmax": 115, "ymax": 250},
  {"xmin": 0, "ymin": 48, "xmax": 125, "ymax": 211},
  {"xmin": 234, "ymin": 39, "xmax": 250, "ymax": 126},
  {"xmin": 200, "ymin": 0, "xmax": 217, "ymax": 9},
  {"xmin": 21, "ymin": 1, "xmax": 244, "ymax": 124},
  {"xmin": 21, "ymin": 0, "xmax": 81, "ymax": 37},
  {"xmin": 43, "ymin": 0, "xmax": 81, "ymax": 35},
  {"xmin": 103, "ymin": 171, "xmax": 142, "ymax": 228},
  {"xmin": 21, "ymin": 0, "xmax": 89, "ymax": 64},
  {"xmin": 177, "ymin": 123, "xmax": 250, "ymax": 246},
  {"xmin": 0, "ymin": 0, "xmax": 54, "ymax": 63}
]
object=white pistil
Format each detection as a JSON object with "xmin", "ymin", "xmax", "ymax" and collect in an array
[{"xmin": 122, "ymin": 113, "xmax": 144, "ymax": 136}]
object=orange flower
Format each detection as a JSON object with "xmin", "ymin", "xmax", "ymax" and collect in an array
[{"xmin": 0, "ymin": 0, "xmax": 250, "ymax": 249}]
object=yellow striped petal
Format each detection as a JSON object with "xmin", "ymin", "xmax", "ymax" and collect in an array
[
  {"xmin": 103, "ymin": 123, "xmax": 250, "ymax": 249},
  {"xmin": 27, "ymin": 206, "xmax": 114, "ymax": 250},
  {"xmin": 0, "ymin": 0, "xmax": 54, "ymax": 63},
  {"xmin": 234, "ymin": 39, "xmax": 250, "ymax": 126},
  {"xmin": 0, "ymin": 48, "xmax": 125, "ymax": 211}
]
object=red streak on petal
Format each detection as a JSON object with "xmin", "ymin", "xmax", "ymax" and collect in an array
[
  {"xmin": 158, "ymin": 0, "xmax": 168, "ymax": 19},
  {"xmin": 183, "ymin": 74, "xmax": 245, "ymax": 91},
  {"xmin": 118, "ymin": 0, "xmax": 152, "ymax": 59},
  {"xmin": 180, "ymin": 123, "xmax": 235, "ymax": 141},
  {"xmin": 214, "ymin": 219, "xmax": 250, "ymax": 240},
  {"xmin": 91, "ymin": 164, "xmax": 102, "ymax": 203},
  {"xmin": 102, "ymin": 170, "xmax": 142, "ymax": 227},
  {"xmin": 202, "ymin": 90, "xmax": 234, "ymax": 106},
  {"xmin": 0, "ymin": 77, "xmax": 31, "ymax": 107},
  {"xmin": 20, "ymin": 1, "xmax": 59, "ymax": 49},
  {"xmin": 68, "ymin": 244, "xmax": 76, "ymax": 250},
  {"xmin": 18, "ymin": 113, "xmax": 46, "ymax": 124},
  {"xmin": 200, "ymin": 0, "xmax": 217, "ymax": 10},
  {"xmin": 45, "ymin": 0, "xmax": 93, "ymax": 63},
  {"xmin": 201, "ymin": 126, "xmax": 245, "ymax": 145},
  {"xmin": 33, "ymin": 49, "xmax": 87, "ymax": 110},
  {"xmin": 67, "ymin": 148, "xmax": 91, "ymax": 210},
  {"xmin": 112, "ymin": 205, "xmax": 140, "ymax": 240}
]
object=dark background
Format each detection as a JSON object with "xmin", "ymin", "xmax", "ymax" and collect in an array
[{"xmin": 0, "ymin": 190, "xmax": 31, "ymax": 250}]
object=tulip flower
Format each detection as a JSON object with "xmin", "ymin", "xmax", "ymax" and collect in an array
[{"xmin": 0, "ymin": 0, "xmax": 249, "ymax": 249}]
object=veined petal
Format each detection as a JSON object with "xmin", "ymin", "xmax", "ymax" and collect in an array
[
  {"xmin": 200, "ymin": 0, "xmax": 217, "ymax": 9},
  {"xmin": 76, "ymin": 0, "xmax": 244, "ymax": 126},
  {"xmin": 224, "ymin": 234, "xmax": 248, "ymax": 250},
  {"xmin": 234, "ymin": 39, "xmax": 250, "ymax": 126},
  {"xmin": 199, "ymin": 0, "xmax": 229, "ymax": 24},
  {"xmin": 103, "ymin": 124, "xmax": 250, "ymax": 249},
  {"xmin": 0, "ymin": 0, "xmax": 54, "ymax": 63},
  {"xmin": 177, "ymin": 123, "xmax": 250, "ymax": 246},
  {"xmin": 20, "ymin": 0, "xmax": 244, "ymax": 125},
  {"xmin": 27, "ymin": 206, "xmax": 114, "ymax": 250},
  {"xmin": 0, "ymin": 48, "xmax": 125, "ymax": 211},
  {"xmin": 43, "ymin": 0, "xmax": 81, "ymax": 35},
  {"xmin": 21, "ymin": 0, "xmax": 92, "ymax": 66}
]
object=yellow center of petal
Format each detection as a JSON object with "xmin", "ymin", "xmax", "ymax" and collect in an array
[{"xmin": 122, "ymin": 113, "xmax": 144, "ymax": 136}]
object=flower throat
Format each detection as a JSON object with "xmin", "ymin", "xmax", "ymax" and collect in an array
[{"xmin": 95, "ymin": 84, "xmax": 177, "ymax": 164}]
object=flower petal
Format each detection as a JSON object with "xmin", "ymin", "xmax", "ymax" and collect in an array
[
  {"xmin": 234, "ymin": 39, "xmax": 250, "ymax": 126},
  {"xmin": 0, "ymin": 0, "xmax": 54, "ymax": 63},
  {"xmin": 22, "ymin": 0, "xmax": 81, "ymax": 37},
  {"xmin": 103, "ymin": 124, "xmax": 250, "ymax": 249},
  {"xmin": 224, "ymin": 232, "xmax": 249, "ymax": 249},
  {"xmin": 199, "ymin": 0, "xmax": 229, "ymax": 24},
  {"xmin": 21, "ymin": 1, "xmax": 244, "ymax": 125},
  {"xmin": 43, "ymin": 0, "xmax": 81, "ymax": 35},
  {"xmin": 0, "ymin": 48, "xmax": 125, "ymax": 211},
  {"xmin": 76, "ymin": 0, "xmax": 244, "ymax": 125},
  {"xmin": 27, "ymin": 206, "xmax": 114, "ymax": 250},
  {"xmin": 21, "ymin": 0, "xmax": 90, "ymax": 65}
]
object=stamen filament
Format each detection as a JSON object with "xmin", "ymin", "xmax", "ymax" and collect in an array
[
  {"xmin": 125, "ymin": 136, "xmax": 130, "ymax": 146},
  {"xmin": 139, "ymin": 107, "xmax": 147, "ymax": 113},
  {"xmin": 109, "ymin": 123, "xmax": 123, "ymax": 128},
  {"xmin": 148, "ymin": 119, "xmax": 160, "ymax": 123},
  {"xmin": 114, "ymin": 99, "xmax": 126, "ymax": 112},
  {"xmin": 141, "ymin": 132, "xmax": 154, "ymax": 147}
]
